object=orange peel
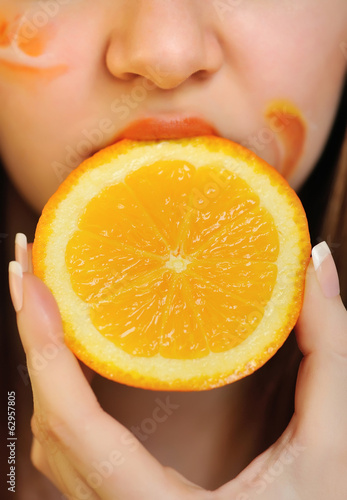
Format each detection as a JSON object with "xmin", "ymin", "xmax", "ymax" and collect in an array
[{"xmin": 33, "ymin": 136, "xmax": 311, "ymax": 390}]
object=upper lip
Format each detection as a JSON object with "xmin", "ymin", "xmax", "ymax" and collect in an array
[{"xmin": 112, "ymin": 116, "xmax": 220, "ymax": 142}]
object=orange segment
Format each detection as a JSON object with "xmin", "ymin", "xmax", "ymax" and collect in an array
[
  {"xmin": 33, "ymin": 136, "xmax": 311, "ymax": 391},
  {"xmin": 159, "ymin": 274, "xmax": 209, "ymax": 359},
  {"xmin": 192, "ymin": 207, "xmax": 279, "ymax": 261},
  {"xmin": 181, "ymin": 166, "xmax": 259, "ymax": 255},
  {"xmin": 90, "ymin": 270, "xmax": 170, "ymax": 357},
  {"xmin": 185, "ymin": 273, "xmax": 265, "ymax": 352},
  {"xmin": 125, "ymin": 160, "xmax": 196, "ymax": 251},
  {"xmin": 78, "ymin": 183, "xmax": 169, "ymax": 256},
  {"xmin": 187, "ymin": 260, "xmax": 277, "ymax": 305},
  {"xmin": 66, "ymin": 230, "xmax": 165, "ymax": 303}
]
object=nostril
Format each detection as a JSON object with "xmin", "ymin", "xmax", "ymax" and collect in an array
[
  {"xmin": 117, "ymin": 72, "xmax": 138, "ymax": 81},
  {"xmin": 193, "ymin": 69, "xmax": 212, "ymax": 80}
]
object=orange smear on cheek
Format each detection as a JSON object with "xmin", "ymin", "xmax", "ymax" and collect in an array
[
  {"xmin": 16, "ymin": 20, "xmax": 51, "ymax": 57},
  {"xmin": 0, "ymin": 12, "xmax": 67, "ymax": 80},
  {"xmin": 0, "ymin": 11, "xmax": 54, "ymax": 56},
  {"xmin": 0, "ymin": 13, "xmax": 22, "ymax": 48},
  {"xmin": 0, "ymin": 17, "xmax": 13, "ymax": 47},
  {"xmin": 0, "ymin": 22, "xmax": 7, "ymax": 44},
  {"xmin": 265, "ymin": 101, "xmax": 306, "ymax": 179},
  {"xmin": 0, "ymin": 59, "xmax": 68, "ymax": 79}
]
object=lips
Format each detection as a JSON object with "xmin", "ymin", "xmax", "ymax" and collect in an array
[{"xmin": 113, "ymin": 117, "xmax": 219, "ymax": 142}]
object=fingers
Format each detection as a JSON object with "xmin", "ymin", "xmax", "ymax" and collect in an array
[
  {"xmin": 296, "ymin": 242, "xmax": 345, "ymax": 355},
  {"xmin": 17, "ymin": 274, "xmax": 96, "ymax": 406},
  {"xmin": 214, "ymin": 243, "xmax": 347, "ymax": 500},
  {"xmin": 10, "ymin": 235, "xmax": 173, "ymax": 499},
  {"xmin": 30, "ymin": 437, "xmax": 63, "ymax": 494},
  {"xmin": 31, "ymin": 438, "xmax": 55, "ymax": 483},
  {"xmin": 16, "ymin": 272, "xmax": 176, "ymax": 499},
  {"xmin": 294, "ymin": 241, "xmax": 347, "ymax": 447},
  {"xmin": 16, "ymin": 233, "xmax": 95, "ymax": 384},
  {"xmin": 31, "ymin": 435, "xmax": 100, "ymax": 500}
]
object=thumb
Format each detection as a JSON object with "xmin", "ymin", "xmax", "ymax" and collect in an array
[
  {"xmin": 10, "ymin": 233, "xmax": 95, "ymax": 384},
  {"xmin": 296, "ymin": 241, "xmax": 346, "ymax": 356},
  {"xmin": 294, "ymin": 241, "xmax": 347, "ymax": 446}
]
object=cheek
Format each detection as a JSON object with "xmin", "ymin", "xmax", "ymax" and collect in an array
[
  {"xmin": 0, "ymin": 3, "xmax": 106, "ymax": 84},
  {"xmin": 0, "ymin": 7, "xmax": 109, "ymax": 211},
  {"xmin": 222, "ymin": 3, "xmax": 347, "ymax": 187}
]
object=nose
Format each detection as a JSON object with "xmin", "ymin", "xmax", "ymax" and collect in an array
[{"xmin": 106, "ymin": 1, "xmax": 224, "ymax": 90}]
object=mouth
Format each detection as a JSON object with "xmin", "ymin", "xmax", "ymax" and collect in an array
[{"xmin": 112, "ymin": 116, "xmax": 220, "ymax": 142}]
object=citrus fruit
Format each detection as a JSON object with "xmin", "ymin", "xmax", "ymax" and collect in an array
[{"xmin": 32, "ymin": 136, "xmax": 311, "ymax": 391}]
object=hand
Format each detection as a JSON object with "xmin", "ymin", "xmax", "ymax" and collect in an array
[
  {"xmin": 9, "ymin": 236, "xmax": 206, "ymax": 500},
  {"xmin": 9, "ymin": 235, "xmax": 347, "ymax": 500},
  {"xmin": 216, "ymin": 241, "xmax": 347, "ymax": 500}
]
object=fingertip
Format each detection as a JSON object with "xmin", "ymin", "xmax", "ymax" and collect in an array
[
  {"xmin": 296, "ymin": 253, "xmax": 346, "ymax": 356},
  {"xmin": 312, "ymin": 241, "xmax": 340, "ymax": 299}
]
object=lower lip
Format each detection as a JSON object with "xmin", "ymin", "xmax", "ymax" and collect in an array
[{"xmin": 114, "ymin": 117, "xmax": 219, "ymax": 141}]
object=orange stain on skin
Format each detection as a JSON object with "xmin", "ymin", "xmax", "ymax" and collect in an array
[
  {"xmin": 0, "ymin": 59, "xmax": 68, "ymax": 79},
  {"xmin": 17, "ymin": 23, "xmax": 47, "ymax": 57},
  {"xmin": 0, "ymin": 11, "xmax": 67, "ymax": 79},
  {"xmin": 265, "ymin": 100, "xmax": 306, "ymax": 179},
  {"xmin": 0, "ymin": 13, "xmax": 50, "ymax": 55},
  {"xmin": 0, "ymin": 16, "xmax": 12, "ymax": 46}
]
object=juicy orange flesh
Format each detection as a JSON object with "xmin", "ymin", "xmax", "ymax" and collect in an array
[{"xmin": 65, "ymin": 160, "xmax": 279, "ymax": 359}]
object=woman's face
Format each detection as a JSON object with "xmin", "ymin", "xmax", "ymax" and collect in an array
[{"xmin": 0, "ymin": 0, "xmax": 346, "ymax": 213}]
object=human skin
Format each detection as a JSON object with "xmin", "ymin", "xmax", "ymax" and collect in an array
[
  {"xmin": 3, "ymin": 0, "xmax": 347, "ymax": 497},
  {"xmin": 0, "ymin": 0, "xmax": 346, "ymax": 212}
]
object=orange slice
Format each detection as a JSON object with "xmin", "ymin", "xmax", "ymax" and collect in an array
[{"xmin": 32, "ymin": 136, "xmax": 311, "ymax": 390}]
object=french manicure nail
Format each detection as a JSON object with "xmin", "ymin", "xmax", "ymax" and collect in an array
[
  {"xmin": 9, "ymin": 260, "xmax": 23, "ymax": 312},
  {"xmin": 15, "ymin": 233, "xmax": 28, "ymax": 273},
  {"xmin": 312, "ymin": 241, "xmax": 340, "ymax": 298}
]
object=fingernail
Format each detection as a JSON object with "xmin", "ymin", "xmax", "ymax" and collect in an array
[
  {"xmin": 9, "ymin": 260, "xmax": 23, "ymax": 312},
  {"xmin": 312, "ymin": 241, "xmax": 340, "ymax": 298},
  {"xmin": 15, "ymin": 233, "xmax": 28, "ymax": 273}
]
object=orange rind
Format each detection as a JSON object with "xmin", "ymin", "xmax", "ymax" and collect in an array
[{"xmin": 33, "ymin": 136, "xmax": 311, "ymax": 390}]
